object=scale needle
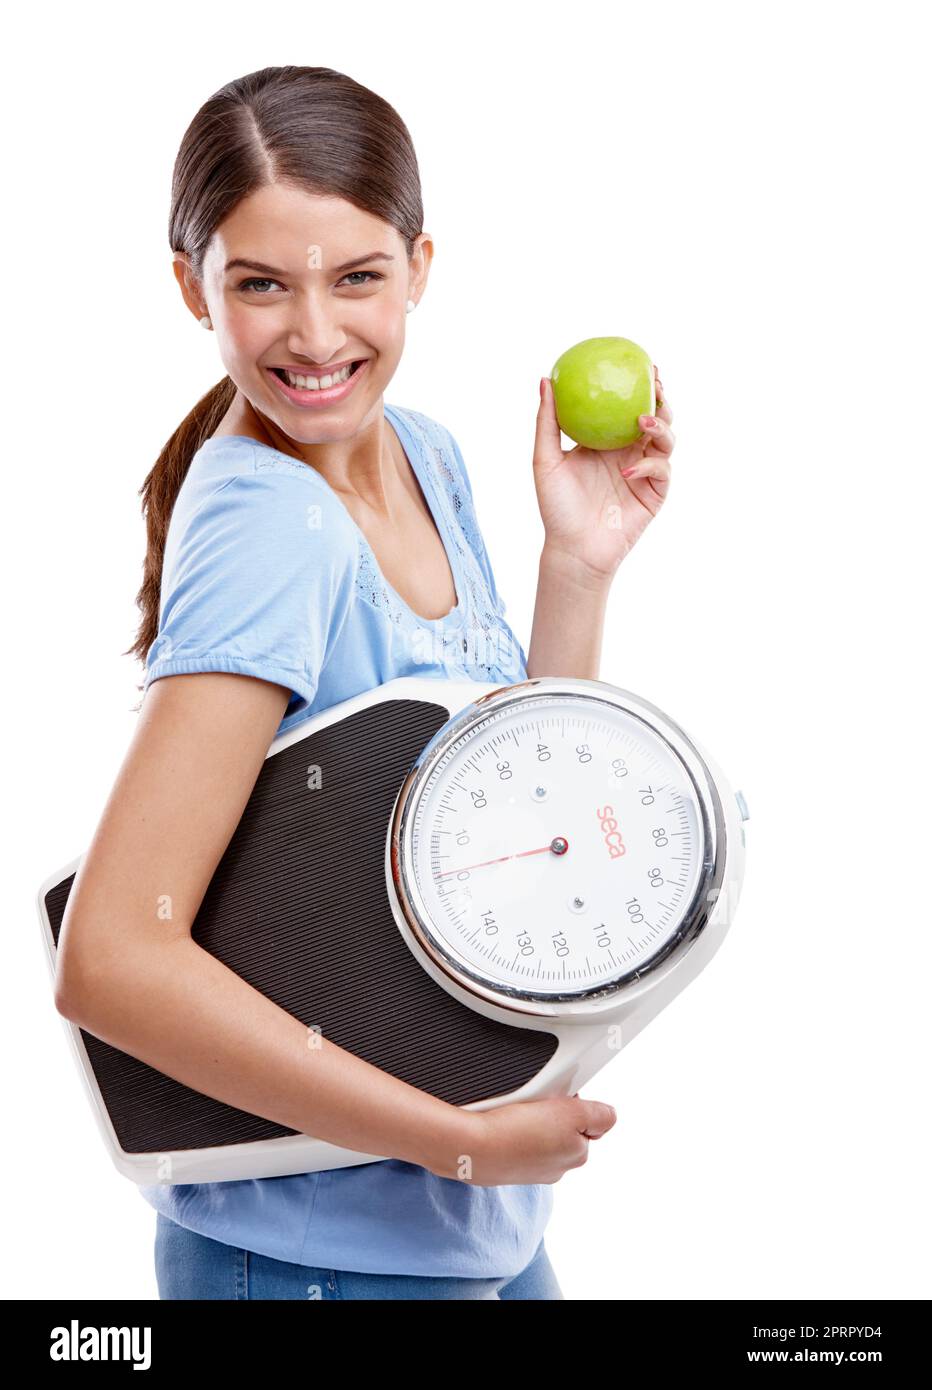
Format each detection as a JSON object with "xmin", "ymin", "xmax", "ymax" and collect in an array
[{"xmin": 435, "ymin": 836, "xmax": 569, "ymax": 879}]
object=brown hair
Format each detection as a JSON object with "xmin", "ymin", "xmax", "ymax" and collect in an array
[{"xmin": 125, "ymin": 64, "xmax": 424, "ymax": 692}]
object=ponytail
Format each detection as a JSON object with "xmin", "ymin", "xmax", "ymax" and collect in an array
[{"xmin": 124, "ymin": 375, "xmax": 236, "ymax": 695}]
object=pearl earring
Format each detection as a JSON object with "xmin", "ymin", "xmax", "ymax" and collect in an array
[
  {"xmin": 405, "ymin": 300, "xmax": 415, "ymax": 314},
  {"xmin": 199, "ymin": 315, "xmax": 212, "ymax": 329}
]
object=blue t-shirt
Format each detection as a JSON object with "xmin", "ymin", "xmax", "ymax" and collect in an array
[{"xmin": 136, "ymin": 401, "xmax": 553, "ymax": 1278}]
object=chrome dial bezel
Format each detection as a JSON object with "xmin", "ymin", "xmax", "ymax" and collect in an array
[{"xmin": 388, "ymin": 677, "xmax": 727, "ymax": 1018}]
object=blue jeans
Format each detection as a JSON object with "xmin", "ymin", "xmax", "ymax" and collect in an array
[{"xmin": 155, "ymin": 1211, "xmax": 562, "ymax": 1300}]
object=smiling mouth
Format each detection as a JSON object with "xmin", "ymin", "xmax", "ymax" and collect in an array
[{"xmin": 270, "ymin": 361, "xmax": 365, "ymax": 390}]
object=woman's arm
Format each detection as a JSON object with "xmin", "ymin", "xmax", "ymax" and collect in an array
[
  {"xmin": 523, "ymin": 368, "xmax": 675, "ymax": 682},
  {"xmin": 525, "ymin": 544, "xmax": 612, "ymax": 681},
  {"xmin": 53, "ymin": 671, "xmax": 472, "ymax": 1179}
]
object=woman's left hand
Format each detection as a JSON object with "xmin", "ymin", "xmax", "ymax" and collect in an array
[{"xmin": 532, "ymin": 363, "xmax": 674, "ymax": 581}]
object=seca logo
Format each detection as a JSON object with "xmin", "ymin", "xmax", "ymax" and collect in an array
[{"xmin": 596, "ymin": 805, "xmax": 626, "ymax": 859}]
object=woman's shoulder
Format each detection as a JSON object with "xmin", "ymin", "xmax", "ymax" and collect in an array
[
  {"xmin": 178, "ymin": 435, "xmax": 355, "ymax": 518},
  {"xmin": 186, "ymin": 433, "xmax": 351, "ymax": 496},
  {"xmin": 165, "ymin": 436, "xmax": 359, "ymax": 577}
]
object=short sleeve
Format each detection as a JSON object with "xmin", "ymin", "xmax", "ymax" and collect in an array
[{"xmin": 143, "ymin": 470, "xmax": 358, "ymax": 717}]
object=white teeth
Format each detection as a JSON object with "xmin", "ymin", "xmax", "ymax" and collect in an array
[{"xmin": 281, "ymin": 363, "xmax": 354, "ymax": 390}]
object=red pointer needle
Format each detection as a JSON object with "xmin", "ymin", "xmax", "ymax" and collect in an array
[{"xmin": 435, "ymin": 836, "xmax": 569, "ymax": 879}]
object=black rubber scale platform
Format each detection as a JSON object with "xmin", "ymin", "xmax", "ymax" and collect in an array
[{"xmin": 44, "ymin": 697, "xmax": 558, "ymax": 1154}]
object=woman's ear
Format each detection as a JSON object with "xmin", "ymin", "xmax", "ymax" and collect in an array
[
  {"xmin": 408, "ymin": 231, "xmax": 434, "ymax": 307},
  {"xmin": 172, "ymin": 251, "xmax": 208, "ymax": 323}
]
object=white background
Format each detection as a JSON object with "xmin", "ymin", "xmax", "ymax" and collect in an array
[{"xmin": 4, "ymin": 0, "xmax": 929, "ymax": 1301}]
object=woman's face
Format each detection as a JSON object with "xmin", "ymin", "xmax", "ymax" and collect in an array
[{"xmin": 174, "ymin": 183, "xmax": 432, "ymax": 442}]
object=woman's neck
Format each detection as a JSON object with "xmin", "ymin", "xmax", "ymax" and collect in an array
[{"xmin": 217, "ymin": 394, "xmax": 410, "ymax": 522}]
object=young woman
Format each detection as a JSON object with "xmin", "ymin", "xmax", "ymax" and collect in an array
[{"xmin": 54, "ymin": 65, "xmax": 675, "ymax": 1301}]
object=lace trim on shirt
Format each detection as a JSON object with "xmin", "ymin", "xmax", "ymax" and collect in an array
[
  {"xmin": 386, "ymin": 407, "xmax": 524, "ymax": 682},
  {"xmin": 252, "ymin": 410, "xmax": 524, "ymax": 681}
]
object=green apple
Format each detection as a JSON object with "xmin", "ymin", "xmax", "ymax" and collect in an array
[{"xmin": 550, "ymin": 336, "xmax": 655, "ymax": 450}]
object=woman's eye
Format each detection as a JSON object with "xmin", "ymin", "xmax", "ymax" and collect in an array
[
  {"xmin": 237, "ymin": 271, "xmax": 383, "ymax": 294},
  {"xmin": 240, "ymin": 278, "xmax": 284, "ymax": 294}
]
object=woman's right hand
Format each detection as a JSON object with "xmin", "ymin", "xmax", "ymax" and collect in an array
[{"xmin": 445, "ymin": 1095, "xmax": 618, "ymax": 1186}]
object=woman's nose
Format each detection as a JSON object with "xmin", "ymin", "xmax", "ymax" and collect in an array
[
  {"xmin": 283, "ymin": 305, "xmax": 350, "ymax": 364},
  {"xmin": 285, "ymin": 334, "xmax": 348, "ymax": 366}
]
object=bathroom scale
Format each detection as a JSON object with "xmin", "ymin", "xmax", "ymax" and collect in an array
[{"xmin": 37, "ymin": 674, "xmax": 750, "ymax": 1186}]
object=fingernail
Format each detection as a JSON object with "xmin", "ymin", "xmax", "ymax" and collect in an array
[
  {"xmin": 642, "ymin": 415, "xmax": 657, "ymax": 429},
  {"xmin": 540, "ymin": 377, "xmax": 546, "ymax": 400},
  {"xmin": 621, "ymin": 465, "xmax": 637, "ymax": 477}
]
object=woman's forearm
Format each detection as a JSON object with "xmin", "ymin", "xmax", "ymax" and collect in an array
[
  {"xmin": 525, "ymin": 544, "xmax": 613, "ymax": 681},
  {"xmin": 59, "ymin": 934, "xmax": 470, "ymax": 1179}
]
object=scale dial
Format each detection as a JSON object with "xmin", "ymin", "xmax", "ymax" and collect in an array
[{"xmin": 390, "ymin": 679, "xmax": 723, "ymax": 1014}]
